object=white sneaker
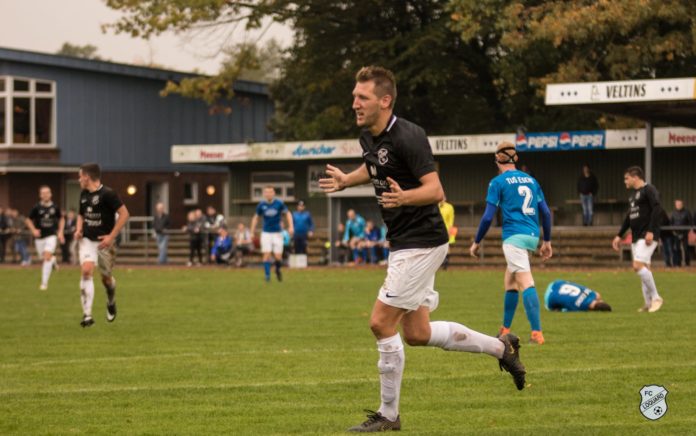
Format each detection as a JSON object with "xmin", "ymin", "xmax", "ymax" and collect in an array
[
  {"xmin": 39, "ymin": 284, "xmax": 48, "ymax": 291},
  {"xmin": 648, "ymin": 297, "xmax": 664, "ymax": 313},
  {"xmin": 637, "ymin": 303, "xmax": 650, "ymax": 312}
]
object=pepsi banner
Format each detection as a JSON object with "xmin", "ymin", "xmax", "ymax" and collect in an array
[{"xmin": 515, "ymin": 130, "xmax": 605, "ymax": 152}]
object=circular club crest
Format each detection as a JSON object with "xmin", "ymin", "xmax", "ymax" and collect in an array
[
  {"xmin": 639, "ymin": 385, "xmax": 668, "ymax": 421},
  {"xmin": 377, "ymin": 148, "xmax": 389, "ymax": 165},
  {"xmin": 91, "ymin": 195, "xmax": 100, "ymax": 205}
]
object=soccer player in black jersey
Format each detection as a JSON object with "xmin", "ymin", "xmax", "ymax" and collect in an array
[
  {"xmin": 74, "ymin": 163, "xmax": 130, "ymax": 327},
  {"xmin": 26, "ymin": 186, "xmax": 64, "ymax": 291},
  {"xmin": 612, "ymin": 166, "xmax": 664, "ymax": 312},
  {"xmin": 320, "ymin": 66, "xmax": 526, "ymax": 432}
]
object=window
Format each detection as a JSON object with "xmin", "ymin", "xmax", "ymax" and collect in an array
[
  {"xmin": 0, "ymin": 97, "xmax": 5, "ymax": 144},
  {"xmin": 184, "ymin": 182, "xmax": 199, "ymax": 205},
  {"xmin": 251, "ymin": 172, "xmax": 295, "ymax": 201},
  {"xmin": 0, "ymin": 75, "xmax": 56, "ymax": 146}
]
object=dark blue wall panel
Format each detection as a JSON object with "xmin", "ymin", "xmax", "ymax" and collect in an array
[{"xmin": 1, "ymin": 60, "xmax": 273, "ymax": 171}]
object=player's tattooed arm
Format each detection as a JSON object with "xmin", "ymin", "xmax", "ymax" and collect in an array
[{"xmin": 381, "ymin": 172, "xmax": 444, "ymax": 208}]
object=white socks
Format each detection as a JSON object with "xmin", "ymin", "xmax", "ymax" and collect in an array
[
  {"xmin": 41, "ymin": 260, "xmax": 52, "ymax": 287},
  {"xmin": 376, "ymin": 334, "xmax": 404, "ymax": 422},
  {"xmin": 80, "ymin": 277, "xmax": 95, "ymax": 318},
  {"xmin": 637, "ymin": 267, "xmax": 660, "ymax": 302},
  {"xmin": 428, "ymin": 321, "xmax": 504, "ymax": 359}
]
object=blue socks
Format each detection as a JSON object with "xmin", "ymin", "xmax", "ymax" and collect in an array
[
  {"xmin": 503, "ymin": 290, "xmax": 519, "ymax": 328},
  {"xmin": 263, "ymin": 261, "xmax": 271, "ymax": 280},
  {"xmin": 522, "ymin": 287, "xmax": 542, "ymax": 331}
]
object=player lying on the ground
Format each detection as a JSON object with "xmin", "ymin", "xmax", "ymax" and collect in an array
[{"xmin": 544, "ymin": 279, "xmax": 612, "ymax": 312}]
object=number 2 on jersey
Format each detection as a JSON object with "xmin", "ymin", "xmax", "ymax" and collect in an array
[{"xmin": 517, "ymin": 185, "xmax": 535, "ymax": 215}]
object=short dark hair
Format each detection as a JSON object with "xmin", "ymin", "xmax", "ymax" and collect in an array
[
  {"xmin": 624, "ymin": 166, "xmax": 644, "ymax": 180},
  {"xmin": 355, "ymin": 66, "xmax": 397, "ymax": 108},
  {"xmin": 593, "ymin": 301, "xmax": 612, "ymax": 311},
  {"xmin": 80, "ymin": 162, "xmax": 101, "ymax": 181}
]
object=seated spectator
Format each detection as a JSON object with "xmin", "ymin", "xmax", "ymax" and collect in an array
[
  {"xmin": 210, "ymin": 225, "xmax": 233, "ymax": 265},
  {"xmin": 378, "ymin": 222, "xmax": 389, "ymax": 265},
  {"xmin": 334, "ymin": 222, "xmax": 350, "ymax": 265},
  {"xmin": 233, "ymin": 222, "xmax": 253, "ymax": 267},
  {"xmin": 343, "ymin": 209, "xmax": 366, "ymax": 264},
  {"xmin": 364, "ymin": 220, "xmax": 381, "ymax": 264}
]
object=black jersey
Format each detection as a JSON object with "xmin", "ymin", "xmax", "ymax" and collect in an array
[
  {"xmin": 79, "ymin": 185, "xmax": 124, "ymax": 241},
  {"xmin": 28, "ymin": 202, "xmax": 62, "ymax": 238},
  {"xmin": 618, "ymin": 184, "xmax": 663, "ymax": 241},
  {"xmin": 359, "ymin": 115, "xmax": 448, "ymax": 251}
]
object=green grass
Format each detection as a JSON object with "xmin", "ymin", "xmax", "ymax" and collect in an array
[{"xmin": 1, "ymin": 265, "xmax": 695, "ymax": 435}]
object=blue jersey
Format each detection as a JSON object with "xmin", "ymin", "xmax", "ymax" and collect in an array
[
  {"xmin": 486, "ymin": 169, "xmax": 546, "ymax": 249},
  {"xmin": 256, "ymin": 199, "xmax": 288, "ymax": 233},
  {"xmin": 544, "ymin": 280, "xmax": 598, "ymax": 312},
  {"xmin": 343, "ymin": 215, "xmax": 366, "ymax": 241}
]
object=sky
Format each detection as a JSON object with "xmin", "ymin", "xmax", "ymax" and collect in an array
[{"xmin": 0, "ymin": 0, "xmax": 293, "ymax": 74}]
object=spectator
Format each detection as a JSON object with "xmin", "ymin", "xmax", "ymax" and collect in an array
[
  {"xmin": 233, "ymin": 222, "xmax": 253, "ymax": 267},
  {"xmin": 292, "ymin": 200, "xmax": 314, "ymax": 255},
  {"xmin": 660, "ymin": 210, "xmax": 674, "ymax": 267},
  {"xmin": 152, "ymin": 202, "xmax": 170, "ymax": 265},
  {"xmin": 183, "ymin": 210, "xmax": 204, "ymax": 266},
  {"xmin": 210, "ymin": 225, "xmax": 233, "ymax": 265},
  {"xmin": 364, "ymin": 220, "xmax": 381, "ymax": 264},
  {"xmin": 343, "ymin": 209, "xmax": 366, "ymax": 264},
  {"xmin": 9, "ymin": 208, "xmax": 30, "ymax": 266},
  {"xmin": 204, "ymin": 206, "xmax": 225, "ymax": 263},
  {"xmin": 281, "ymin": 221, "xmax": 292, "ymax": 265},
  {"xmin": 61, "ymin": 209, "xmax": 77, "ymax": 264},
  {"xmin": 0, "ymin": 207, "xmax": 8, "ymax": 263},
  {"xmin": 334, "ymin": 222, "xmax": 350, "ymax": 265},
  {"xmin": 577, "ymin": 164, "xmax": 599, "ymax": 226},
  {"xmin": 671, "ymin": 199, "xmax": 692, "ymax": 267}
]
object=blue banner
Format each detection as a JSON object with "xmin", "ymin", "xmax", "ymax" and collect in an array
[{"xmin": 515, "ymin": 130, "xmax": 605, "ymax": 151}]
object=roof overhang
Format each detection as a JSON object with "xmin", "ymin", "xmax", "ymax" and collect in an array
[{"xmin": 545, "ymin": 78, "xmax": 696, "ymax": 127}]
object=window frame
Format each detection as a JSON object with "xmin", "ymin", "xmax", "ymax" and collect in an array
[
  {"xmin": 0, "ymin": 75, "xmax": 57, "ymax": 147},
  {"xmin": 183, "ymin": 181, "xmax": 199, "ymax": 205},
  {"xmin": 250, "ymin": 171, "xmax": 296, "ymax": 202}
]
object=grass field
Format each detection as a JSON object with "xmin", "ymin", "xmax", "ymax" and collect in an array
[{"xmin": 1, "ymin": 265, "xmax": 695, "ymax": 435}]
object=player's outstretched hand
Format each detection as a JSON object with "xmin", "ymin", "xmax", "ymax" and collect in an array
[
  {"xmin": 540, "ymin": 241, "xmax": 553, "ymax": 261},
  {"xmin": 381, "ymin": 177, "xmax": 406, "ymax": 208},
  {"xmin": 319, "ymin": 164, "xmax": 347, "ymax": 193},
  {"xmin": 611, "ymin": 236, "xmax": 621, "ymax": 252},
  {"xmin": 469, "ymin": 242, "xmax": 480, "ymax": 258}
]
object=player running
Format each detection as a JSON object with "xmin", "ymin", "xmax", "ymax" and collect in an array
[
  {"xmin": 320, "ymin": 66, "xmax": 526, "ymax": 433},
  {"xmin": 250, "ymin": 186, "xmax": 294, "ymax": 282},
  {"xmin": 544, "ymin": 279, "xmax": 612, "ymax": 312},
  {"xmin": 470, "ymin": 141, "xmax": 553, "ymax": 345},
  {"xmin": 74, "ymin": 163, "xmax": 130, "ymax": 327},
  {"xmin": 26, "ymin": 186, "xmax": 64, "ymax": 290},
  {"xmin": 612, "ymin": 166, "xmax": 665, "ymax": 312}
]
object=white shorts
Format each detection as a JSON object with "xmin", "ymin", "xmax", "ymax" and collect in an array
[
  {"xmin": 79, "ymin": 238, "xmax": 117, "ymax": 276},
  {"xmin": 261, "ymin": 232, "xmax": 284, "ymax": 255},
  {"xmin": 502, "ymin": 243, "xmax": 531, "ymax": 273},
  {"xmin": 35, "ymin": 235, "xmax": 58, "ymax": 255},
  {"xmin": 632, "ymin": 239, "xmax": 658, "ymax": 264},
  {"xmin": 377, "ymin": 243, "xmax": 448, "ymax": 312}
]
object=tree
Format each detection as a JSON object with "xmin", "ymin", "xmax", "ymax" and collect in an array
[
  {"xmin": 448, "ymin": 0, "xmax": 696, "ymax": 129},
  {"xmin": 56, "ymin": 42, "xmax": 101, "ymax": 60},
  {"xmin": 105, "ymin": 0, "xmax": 502, "ymax": 139}
]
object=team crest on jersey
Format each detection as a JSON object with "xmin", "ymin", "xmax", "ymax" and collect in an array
[
  {"xmin": 378, "ymin": 149, "xmax": 389, "ymax": 165},
  {"xmin": 91, "ymin": 195, "xmax": 100, "ymax": 205},
  {"xmin": 639, "ymin": 385, "xmax": 668, "ymax": 420},
  {"xmin": 49, "ymin": 208, "xmax": 55, "ymax": 215}
]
